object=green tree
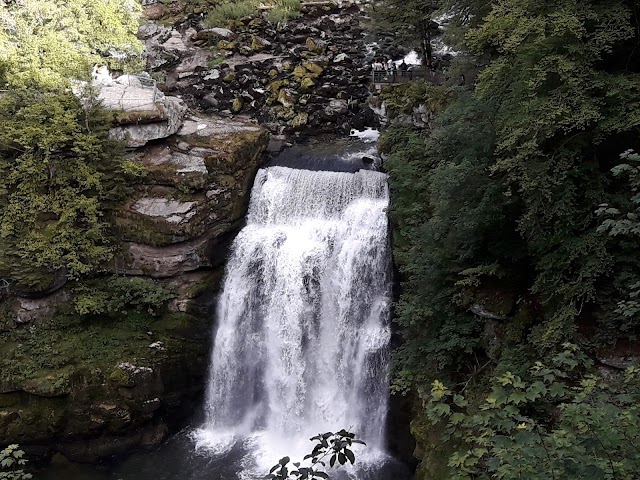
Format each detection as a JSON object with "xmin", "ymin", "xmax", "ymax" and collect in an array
[
  {"xmin": 0, "ymin": 0, "xmax": 143, "ymax": 90},
  {"xmin": 368, "ymin": 0, "xmax": 441, "ymax": 65},
  {"xmin": 0, "ymin": 91, "xmax": 144, "ymax": 291}
]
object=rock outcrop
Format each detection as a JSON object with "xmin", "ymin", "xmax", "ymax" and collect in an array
[
  {"xmin": 99, "ymin": 74, "xmax": 188, "ymax": 148},
  {"xmin": 0, "ymin": 70, "xmax": 268, "ymax": 460}
]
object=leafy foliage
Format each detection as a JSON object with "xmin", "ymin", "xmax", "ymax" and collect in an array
[
  {"xmin": 426, "ymin": 345, "xmax": 640, "ymax": 479},
  {"xmin": 71, "ymin": 276, "xmax": 175, "ymax": 317},
  {"xmin": 384, "ymin": 1, "xmax": 640, "ymax": 475},
  {"xmin": 0, "ymin": 0, "xmax": 143, "ymax": 90},
  {"xmin": 267, "ymin": 430, "xmax": 365, "ymax": 480},
  {"xmin": 0, "ymin": 91, "xmax": 142, "ymax": 291},
  {"xmin": 386, "ymin": 0, "xmax": 640, "ymax": 385},
  {"xmin": 0, "ymin": 445, "xmax": 31, "ymax": 480}
]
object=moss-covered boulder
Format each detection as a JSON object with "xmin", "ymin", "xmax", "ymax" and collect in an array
[{"xmin": 0, "ymin": 307, "xmax": 212, "ymax": 461}]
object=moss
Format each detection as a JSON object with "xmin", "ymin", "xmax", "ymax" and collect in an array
[
  {"xmin": 217, "ymin": 40, "xmax": 237, "ymax": 51},
  {"xmin": 293, "ymin": 65, "xmax": 308, "ymax": 78},
  {"xmin": 108, "ymin": 367, "xmax": 132, "ymax": 387},
  {"xmin": 268, "ymin": 79, "xmax": 289, "ymax": 94},
  {"xmin": 251, "ymin": 35, "xmax": 266, "ymax": 52},
  {"xmin": 302, "ymin": 61, "xmax": 324, "ymax": 75},
  {"xmin": 232, "ymin": 97, "xmax": 244, "ymax": 113},
  {"xmin": 207, "ymin": 57, "xmax": 225, "ymax": 69},
  {"xmin": 299, "ymin": 77, "xmax": 316, "ymax": 91},
  {"xmin": 411, "ymin": 410, "xmax": 454, "ymax": 480}
]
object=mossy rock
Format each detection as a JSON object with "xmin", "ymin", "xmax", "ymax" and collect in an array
[
  {"xmin": 289, "ymin": 112, "xmax": 309, "ymax": 127},
  {"xmin": 293, "ymin": 65, "xmax": 309, "ymax": 78},
  {"xmin": 274, "ymin": 106, "xmax": 297, "ymax": 121},
  {"xmin": 21, "ymin": 370, "xmax": 72, "ymax": 397},
  {"xmin": 302, "ymin": 61, "xmax": 324, "ymax": 76},
  {"xmin": 217, "ymin": 40, "xmax": 237, "ymax": 51},
  {"xmin": 251, "ymin": 35, "xmax": 267, "ymax": 52},
  {"xmin": 411, "ymin": 410, "xmax": 454, "ymax": 480},
  {"xmin": 109, "ymin": 367, "xmax": 133, "ymax": 388},
  {"xmin": 232, "ymin": 97, "xmax": 244, "ymax": 113},
  {"xmin": 277, "ymin": 89, "xmax": 296, "ymax": 107},
  {"xmin": 305, "ymin": 37, "xmax": 323, "ymax": 54},
  {"xmin": 299, "ymin": 77, "xmax": 316, "ymax": 92},
  {"xmin": 268, "ymin": 79, "xmax": 289, "ymax": 94}
]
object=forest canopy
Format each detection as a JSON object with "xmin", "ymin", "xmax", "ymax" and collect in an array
[
  {"xmin": 380, "ymin": 0, "xmax": 640, "ymax": 477},
  {"xmin": 0, "ymin": 0, "xmax": 142, "ymax": 89}
]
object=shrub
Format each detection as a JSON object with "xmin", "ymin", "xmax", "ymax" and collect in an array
[
  {"xmin": 71, "ymin": 276, "xmax": 175, "ymax": 317},
  {"xmin": 205, "ymin": 0, "xmax": 258, "ymax": 27},
  {"xmin": 0, "ymin": 444, "xmax": 31, "ymax": 480},
  {"xmin": 266, "ymin": 0, "xmax": 302, "ymax": 23}
]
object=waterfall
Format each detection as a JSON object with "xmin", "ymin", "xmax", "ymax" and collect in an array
[{"xmin": 195, "ymin": 165, "xmax": 392, "ymax": 474}]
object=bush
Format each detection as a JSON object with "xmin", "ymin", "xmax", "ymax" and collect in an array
[
  {"xmin": 427, "ymin": 344, "xmax": 640, "ymax": 480},
  {"xmin": 71, "ymin": 276, "xmax": 175, "ymax": 317},
  {"xmin": 266, "ymin": 0, "xmax": 302, "ymax": 23},
  {"xmin": 0, "ymin": 444, "xmax": 31, "ymax": 480},
  {"xmin": 205, "ymin": 0, "xmax": 258, "ymax": 27}
]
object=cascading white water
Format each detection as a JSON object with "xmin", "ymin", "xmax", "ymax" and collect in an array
[{"xmin": 195, "ymin": 165, "xmax": 392, "ymax": 475}]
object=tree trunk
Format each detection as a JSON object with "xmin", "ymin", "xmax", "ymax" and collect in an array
[{"xmin": 418, "ymin": 22, "xmax": 432, "ymax": 66}]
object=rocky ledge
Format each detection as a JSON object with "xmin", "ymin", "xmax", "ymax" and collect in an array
[{"xmin": 0, "ymin": 75, "xmax": 268, "ymax": 461}]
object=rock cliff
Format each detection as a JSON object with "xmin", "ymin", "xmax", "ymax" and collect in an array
[{"xmin": 0, "ymin": 69, "xmax": 268, "ymax": 460}]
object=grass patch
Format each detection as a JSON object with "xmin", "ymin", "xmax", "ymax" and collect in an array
[
  {"xmin": 204, "ymin": 0, "xmax": 302, "ymax": 27},
  {"xmin": 266, "ymin": 0, "xmax": 302, "ymax": 23},
  {"xmin": 205, "ymin": 0, "xmax": 258, "ymax": 27},
  {"xmin": 208, "ymin": 56, "xmax": 226, "ymax": 68}
]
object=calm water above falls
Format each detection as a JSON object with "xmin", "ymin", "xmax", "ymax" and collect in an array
[{"xmin": 194, "ymin": 165, "xmax": 394, "ymax": 478}]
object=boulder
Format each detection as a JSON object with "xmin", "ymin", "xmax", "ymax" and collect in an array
[
  {"xmin": 324, "ymin": 98, "xmax": 348, "ymax": 117},
  {"xmin": 13, "ymin": 289, "xmax": 69, "ymax": 324},
  {"xmin": 102, "ymin": 77, "xmax": 188, "ymax": 148}
]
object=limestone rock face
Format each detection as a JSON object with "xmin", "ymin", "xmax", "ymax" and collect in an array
[
  {"xmin": 0, "ymin": 83, "xmax": 267, "ymax": 459},
  {"xmin": 115, "ymin": 115, "xmax": 268, "ymax": 249},
  {"xmin": 101, "ymin": 76, "xmax": 188, "ymax": 148}
]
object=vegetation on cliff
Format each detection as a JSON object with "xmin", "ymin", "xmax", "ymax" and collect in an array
[
  {"xmin": 0, "ymin": 0, "xmax": 143, "ymax": 292},
  {"xmin": 0, "ymin": 0, "xmax": 142, "ymax": 90},
  {"xmin": 379, "ymin": 0, "xmax": 640, "ymax": 477}
]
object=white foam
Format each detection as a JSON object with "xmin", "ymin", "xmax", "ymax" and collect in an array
[
  {"xmin": 349, "ymin": 127, "xmax": 380, "ymax": 143},
  {"xmin": 197, "ymin": 166, "xmax": 393, "ymax": 476}
]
